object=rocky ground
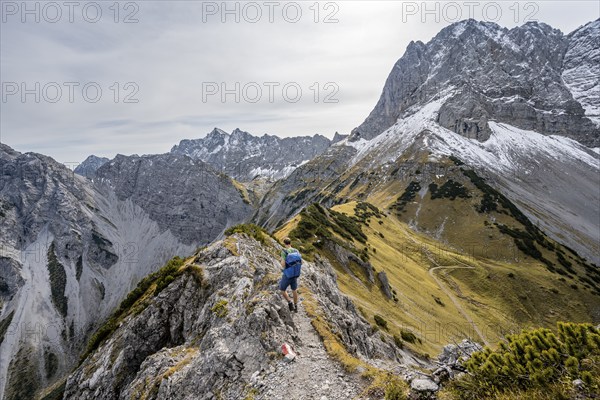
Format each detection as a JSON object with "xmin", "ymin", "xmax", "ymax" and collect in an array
[
  {"xmin": 63, "ymin": 234, "xmax": 410, "ymax": 400},
  {"xmin": 253, "ymin": 298, "xmax": 364, "ymax": 400}
]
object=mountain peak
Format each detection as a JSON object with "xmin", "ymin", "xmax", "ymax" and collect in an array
[
  {"xmin": 74, "ymin": 154, "xmax": 109, "ymax": 178},
  {"xmin": 351, "ymin": 19, "xmax": 598, "ymax": 146},
  {"xmin": 208, "ymin": 127, "xmax": 229, "ymax": 138}
]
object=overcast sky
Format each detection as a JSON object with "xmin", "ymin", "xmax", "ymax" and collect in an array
[{"xmin": 1, "ymin": 1, "xmax": 598, "ymax": 164}]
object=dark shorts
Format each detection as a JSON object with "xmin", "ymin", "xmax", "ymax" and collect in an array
[{"xmin": 279, "ymin": 275, "xmax": 298, "ymax": 291}]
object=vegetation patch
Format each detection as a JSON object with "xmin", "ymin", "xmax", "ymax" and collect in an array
[
  {"xmin": 47, "ymin": 242, "xmax": 68, "ymax": 318},
  {"xmin": 5, "ymin": 346, "xmax": 39, "ymax": 400},
  {"xmin": 354, "ymin": 202, "xmax": 385, "ymax": 222},
  {"xmin": 0, "ymin": 311, "xmax": 15, "ymax": 345},
  {"xmin": 393, "ymin": 334, "xmax": 404, "ymax": 349},
  {"xmin": 429, "ymin": 180, "xmax": 471, "ymax": 200},
  {"xmin": 225, "ymin": 224, "xmax": 269, "ymax": 245},
  {"xmin": 400, "ymin": 329, "xmax": 420, "ymax": 344},
  {"xmin": 446, "ymin": 322, "xmax": 600, "ymax": 399},
  {"xmin": 44, "ymin": 349, "xmax": 59, "ymax": 379},
  {"xmin": 449, "ymin": 155, "xmax": 465, "ymax": 166},
  {"xmin": 374, "ymin": 314, "xmax": 388, "ymax": 330},
  {"xmin": 390, "ymin": 181, "xmax": 421, "ymax": 213},
  {"xmin": 75, "ymin": 255, "xmax": 83, "ymax": 281},
  {"xmin": 464, "ymin": 169, "xmax": 600, "ymax": 291},
  {"xmin": 82, "ymin": 256, "xmax": 190, "ymax": 361},
  {"xmin": 288, "ymin": 203, "xmax": 368, "ymax": 258},
  {"xmin": 211, "ymin": 299, "xmax": 229, "ymax": 318}
]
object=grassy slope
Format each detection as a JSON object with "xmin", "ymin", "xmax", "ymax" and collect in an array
[{"xmin": 276, "ymin": 196, "xmax": 599, "ymax": 357}]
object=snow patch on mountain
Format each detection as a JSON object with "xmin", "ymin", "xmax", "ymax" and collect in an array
[
  {"xmin": 562, "ymin": 19, "xmax": 600, "ymax": 126},
  {"xmin": 343, "ymin": 93, "xmax": 599, "ymax": 176}
]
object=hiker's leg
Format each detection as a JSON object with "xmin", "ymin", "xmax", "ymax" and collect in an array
[
  {"xmin": 291, "ymin": 278, "xmax": 299, "ymax": 306},
  {"xmin": 279, "ymin": 276, "xmax": 292, "ymax": 302}
]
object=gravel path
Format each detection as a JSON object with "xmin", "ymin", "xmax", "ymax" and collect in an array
[{"xmin": 254, "ymin": 299, "xmax": 365, "ymax": 400}]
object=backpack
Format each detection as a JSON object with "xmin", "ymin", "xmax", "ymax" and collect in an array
[{"xmin": 283, "ymin": 248, "xmax": 302, "ymax": 278}]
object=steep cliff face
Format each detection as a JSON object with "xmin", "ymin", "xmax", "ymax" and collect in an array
[
  {"xmin": 64, "ymin": 234, "xmax": 418, "ymax": 400},
  {"xmin": 94, "ymin": 152, "xmax": 253, "ymax": 245},
  {"xmin": 171, "ymin": 128, "xmax": 333, "ymax": 181},
  {"xmin": 351, "ymin": 19, "xmax": 599, "ymax": 147},
  {"xmin": 0, "ymin": 145, "xmax": 251, "ymax": 399}
]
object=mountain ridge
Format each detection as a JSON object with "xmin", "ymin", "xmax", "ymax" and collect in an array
[
  {"xmin": 170, "ymin": 127, "xmax": 336, "ymax": 181},
  {"xmin": 351, "ymin": 18, "xmax": 599, "ymax": 146}
]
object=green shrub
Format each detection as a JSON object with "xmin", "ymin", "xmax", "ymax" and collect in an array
[
  {"xmin": 374, "ymin": 314, "xmax": 388, "ymax": 330},
  {"xmin": 400, "ymin": 329, "xmax": 418, "ymax": 344},
  {"xmin": 0, "ymin": 311, "xmax": 15, "ymax": 346},
  {"xmin": 433, "ymin": 295, "xmax": 445, "ymax": 306},
  {"xmin": 449, "ymin": 155, "xmax": 465, "ymax": 166},
  {"xmin": 429, "ymin": 180, "xmax": 471, "ymax": 200},
  {"xmin": 451, "ymin": 322, "xmax": 600, "ymax": 399},
  {"xmin": 391, "ymin": 181, "xmax": 421, "ymax": 212},
  {"xmin": 393, "ymin": 335, "xmax": 404, "ymax": 349},
  {"xmin": 211, "ymin": 300, "xmax": 229, "ymax": 318},
  {"xmin": 384, "ymin": 378, "xmax": 407, "ymax": 400},
  {"xmin": 47, "ymin": 242, "xmax": 68, "ymax": 317},
  {"xmin": 224, "ymin": 224, "xmax": 268, "ymax": 244}
]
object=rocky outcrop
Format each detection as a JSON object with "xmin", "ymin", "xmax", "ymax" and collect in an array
[
  {"xmin": 94, "ymin": 152, "xmax": 253, "ymax": 245},
  {"xmin": 65, "ymin": 234, "xmax": 415, "ymax": 399},
  {"xmin": 377, "ymin": 271, "xmax": 393, "ymax": 299},
  {"xmin": 351, "ymin": 19, "xmax": 599, "ymax": 147},
  {"xmin": 74, "ymin": 155, "xmax": 109, "ymax": 179},
  {"xmin": 171, "ymin": 128, "xmax": 333, "ymax": 181},
  {"xmin": 322, "ymin": 240, "xmax": 375, "ymax": 284},
  {"xmin": 254, "ymin": 144, "xmax": 357, "ymax": 230}
]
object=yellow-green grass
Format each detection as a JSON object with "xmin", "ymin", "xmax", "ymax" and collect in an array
[
  {"xmin": 278, "ymin": 200, "xmax": 599, "ymax": 356},
  {"xmin": 231, "ymin": 179, "xmax": 251, "ymax": 204}
]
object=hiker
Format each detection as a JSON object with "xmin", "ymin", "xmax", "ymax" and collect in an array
[{"xmin": 279, "ymin": 237, "xmax": 302, "ymax": 313}]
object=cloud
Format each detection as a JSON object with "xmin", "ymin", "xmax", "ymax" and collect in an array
[{"xmin": 0, "ymin": 1, "xmax": 597, "ymax": 164}]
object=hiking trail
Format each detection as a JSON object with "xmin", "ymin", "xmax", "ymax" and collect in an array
[{"xmin": 255, "ymin": 298, "xmax": 365, "ymax": 400}]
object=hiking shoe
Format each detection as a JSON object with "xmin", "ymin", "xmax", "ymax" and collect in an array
[
  {"xmin": 288, "ymin": 302, "xmax": 294, "ymax": 311},
  {"xmin": 293, "ymin": 303, "xmax": 298, "ymax": 313}
]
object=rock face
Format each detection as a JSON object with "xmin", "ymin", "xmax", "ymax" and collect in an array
[
  {"xmin": 0, "ymin": 145, "xmax": 251, "ymax": 399},
  {"xmin": 351, "ymin": 19, "xmax": 599, "ymax": 147},
  {"xmin": 74, "ymin": 155, "xmax": 109, "ymax": 179},
  {"xmin": 377, "ymin": 271, "xmax": 393, "ymax": 299},
  {"xmin": 94, "ymin": 152, "xmax": 253, "ymax": 245},
  {"xmin": 170, "ymin": 128, "xmax": 333, "ymax": 181},
  {"xmin": 64, "ymin": 234, "xmax": 416, "ymax": 399}
]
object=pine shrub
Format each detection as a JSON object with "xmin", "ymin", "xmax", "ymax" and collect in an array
[{"xmin": 451, "ymin": 322, "xmax": 600, "ymax": 398}]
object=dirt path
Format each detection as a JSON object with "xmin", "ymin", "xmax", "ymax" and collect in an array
[
  {"xmin": 428, "ymin": 265, "xmax": 489, "ymax": 346},
  {"xmin": 389, "ymin": 217, "xmax": 489, "ymax": 346},
  {"xmin": 256, "ymin": 299, "xmax": 364, "ymax": 400}
]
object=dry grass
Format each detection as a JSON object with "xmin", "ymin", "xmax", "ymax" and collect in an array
[
  {"xmin": 283, "ymin": 199, "xmax": 599, "ymax": 356},
  {"xmin": 302, "ymin": 289, "xmax": 409, "ymax": 398}
]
